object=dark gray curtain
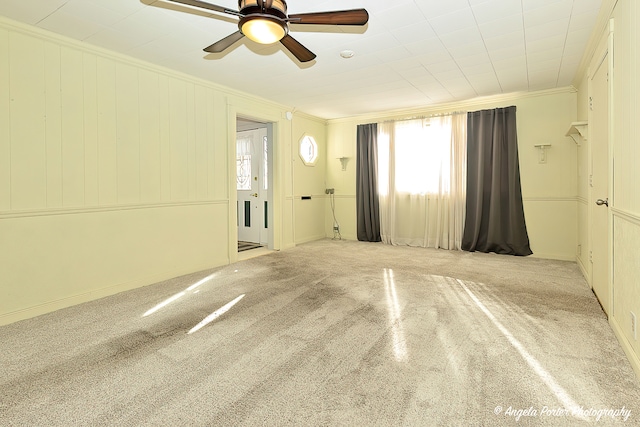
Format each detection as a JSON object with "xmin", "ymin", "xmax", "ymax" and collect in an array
[
  {"xmin": 462, "ymin": 106, "xmax": 532, "ymax": 256},
  {"xmin": 356, "ymin": 123, "xmax": 381, "ymax": 242}
]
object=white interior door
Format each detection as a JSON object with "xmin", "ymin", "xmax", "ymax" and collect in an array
[
  {"xmin": 237, "ymin": 128, "xmax": 267, "ymax": 244},
  {"xmin": 590, "ymin": 50, "xmax": 610, "ymax": 315}
]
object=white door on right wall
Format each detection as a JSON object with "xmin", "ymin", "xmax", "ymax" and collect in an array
[{"xmin": 590, "ymin": 48, "xmax": 610, "ymax": 315}]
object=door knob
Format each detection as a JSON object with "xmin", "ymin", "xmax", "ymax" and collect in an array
[{"xmin": 596, "ymin": 198, "xmax": 609, "ymax": 207}]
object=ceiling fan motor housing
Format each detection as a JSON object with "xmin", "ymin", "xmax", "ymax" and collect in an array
[
  {"xmin": 238, "ymin": 0, "xmax": 287, "ymax": 16},
  {"xmin": 238, "ymin": 0, "xmax": 289, "ymax": 43}
]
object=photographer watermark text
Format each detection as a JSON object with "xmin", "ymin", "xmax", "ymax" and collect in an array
[{"xmin": 494, "ymin": 405, "xmax": 632, "ymax": 422}]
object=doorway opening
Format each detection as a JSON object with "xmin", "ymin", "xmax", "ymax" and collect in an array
[{"xmin": 236, "ymin": 117, "xmax": 274, "ymax": 253}]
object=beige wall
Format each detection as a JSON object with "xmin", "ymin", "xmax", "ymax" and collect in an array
[
  {"xmin": 573, "ymin": 0, "xmax": 640, "ymax": 378},
  {"xmin": 325, "ymin": 121, "xmax": 359, "ymax": 240},
  {"xmin": 0, "ymin": 18, "xmax": 327, "ymax": 325},
  {"xmin": 292, "ymin": 114, "xmax": 328, "ymax": 244},
  {"xmin": 325, "ymin": 89, "xmax": 579, "ymax": 260},
  {"xmin": 609, "ymin": 0, "xmax": 640, "ymax": 377}
]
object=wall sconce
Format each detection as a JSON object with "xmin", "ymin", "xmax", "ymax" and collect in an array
[
  {"xmin": 534, "ymin": 143, "xmax": 552, "ymax": 164},
  {"xmin": 338, "ymin": 157, "xmax": 350, "ymax": 171}
]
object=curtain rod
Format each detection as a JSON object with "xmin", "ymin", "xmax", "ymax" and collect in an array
[{"xmin": 381, "ymin": 110, "xmax": 467, "ymax": 124}]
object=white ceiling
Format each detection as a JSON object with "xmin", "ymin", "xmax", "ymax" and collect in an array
[{"xmin": 0, "ymin": 0, "xmax": 603, "ymax": 119}]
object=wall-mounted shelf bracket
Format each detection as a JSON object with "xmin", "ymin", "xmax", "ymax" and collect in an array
[
  {"xmin": 338, "ymin": 157, "xmax": 350, "ymax": 171},
  {"xmin": 566, "ymin": 121, "xmax": 588, "ymax": 145},
  {"xmin": 534, "ymin": 143, "xmax": 552, "ymax": 164}
]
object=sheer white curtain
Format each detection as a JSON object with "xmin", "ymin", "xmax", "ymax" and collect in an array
[{"xmin": 378, "ymin": 113, "xmax": 467, "ymax": 250}]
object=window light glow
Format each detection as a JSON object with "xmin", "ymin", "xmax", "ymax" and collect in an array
[
  {"xmin": 143, "ymin": 292, "xmax": 186, "ymax": 317},
  {"xmin": 455, "ymin": 279, "xmax": 587, "ymax": 421},
  {"xmin": 378, "ymin": 118, "xmax": 453, "ymax": 196},
  {"xmin": 142, "ymin": 273, "xmax": 217, "ymax": 317},
  {"xmin": 188, "ymin": 294, "xmax": 245, "ymax": 334},
  {"xmin": 383, "ymin": 268, "xmax": 407, "ymax": 362},
  {"xmin": 186, "ymin": 273, "xmax": 217, "ymax": 292}
]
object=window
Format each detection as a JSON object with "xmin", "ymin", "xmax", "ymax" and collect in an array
[
  {"xmin": 375, "ymin": 114, "xmax": 467, "ymax": 250},
  {"xmin": 299, "ymin": 135, "xmax": 318, "ymax": 166},
  {"xmin": 378, "ymin": 119, "xmax": 452, "ymax": 195},
  {"xmin": 263, "ymin": 135, "xmax": 268, "ymax": 190},
  {"xmin": 236, "ymin": 137, "xmax": 252, "ymax": 190}
]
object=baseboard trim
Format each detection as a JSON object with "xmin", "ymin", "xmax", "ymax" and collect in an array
[
  {"xmin": 610, "ymin": 316, "xmax": 640, "ymax": 381},
  {"xmin": 324, "ymin": 233, "xmax": 358, "ymax": 241},
  {"xmin": 577, "ymin": 256, "xmax": 590, "ymax": 285},
  {"xmin": 296, "ymin": 235, "xmax": 326, "ymax": 245},
  {"xmin": 0, "ymin": 259, "xmax": 229, "ymax": 326},
  {"xmin": 530, "ymin": 252, "xmax": 576, "ymax": 262}
]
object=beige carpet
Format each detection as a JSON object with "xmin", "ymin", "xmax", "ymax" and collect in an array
[{"xmin": 1, "ymin": 239, "xmax": 639, "ymax": 426}]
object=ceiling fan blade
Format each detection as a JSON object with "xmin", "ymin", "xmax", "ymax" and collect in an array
[
  {"xmin": 288, "ymin": 9, "xmax": 369, "ymax": 26},
  {"xmin": 280, "ymin": 35, "xmax": 316, "ymax": 63},
  {"xmin": 165, "ymin": 0, "xmax": 243, "ymax": 17},
  {"xmin": 204, "ymin": 31, "xmax": 245, "ymax": 53}
]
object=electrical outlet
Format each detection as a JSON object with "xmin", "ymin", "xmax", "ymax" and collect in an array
[{"xmin": 632, "ymin": 312, "xmax": 637, "ymax": 341}]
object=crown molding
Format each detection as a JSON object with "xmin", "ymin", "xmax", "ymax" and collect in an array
[{"xmin": 327, "ymin": 87, "xmax": 577, "ymax": 125}]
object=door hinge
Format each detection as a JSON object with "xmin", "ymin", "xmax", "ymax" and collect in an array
[
  {"xmin": 589, "ymin": 96, "xmax": 594, "ymax": 111},
  {"xmin": 589, "ymin": 174, "xmax": 594, "ymax": 187},
  {"xmin": 589, "ymin": 250, "xmax": 594, "ymax": 263}
]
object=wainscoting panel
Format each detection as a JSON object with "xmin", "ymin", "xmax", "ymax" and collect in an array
[
  {"xmin": 139, "ymin": 68, "xmax": 162, "ymax": 204},
  {"xmin": 577, "ymin": 197, "xmax": 590, "ymax": 280},
  {"xmin": 612, "ymin": 210, "xmax": 640, "ymax": 378},
  {"xmin": 0, "ymin": 28, "xmax": 9, "ymax": 211},
  {"xmin": 522, "ymin": 198, "xmax": 577, "ymax": 260},
  {"xmin": 8, "ymin": 31, "xmax": 47, "ymax": 211},
  {"xmin": 1, "ymin": 28, "xmax": 226, "ymax": 213},
  {"xmin": 0, "ymin": 202, "xmax": 229, "ymax": 325},
  {"xmin": 61, "ymin": 46, "xmax": 87, "ymax": 207},
  {"xmin": 295, "ymin": 195, "xmax": 327, "ymax": 244}
]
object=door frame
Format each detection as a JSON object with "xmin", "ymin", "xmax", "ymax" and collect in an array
[
  {"xmin": 227, "ymin": 102, "xmax": 285, "ymax": 264},
  {"xmin": 587, "ymin": 18, "xmax": 615, "ymax": 316},
  {"xmin": 236, "ymin": 124, "xmax": 271, "ymax": 245}
]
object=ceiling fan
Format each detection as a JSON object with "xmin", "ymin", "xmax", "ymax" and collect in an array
[{"xmin": 165, "ymin": 0, "xmax": 369, "ymax": 62}]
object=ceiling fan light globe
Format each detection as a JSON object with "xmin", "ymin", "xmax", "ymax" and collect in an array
[{"xmin": 241, "ymin": 17, "xmax": 287, "ymax": 44}]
